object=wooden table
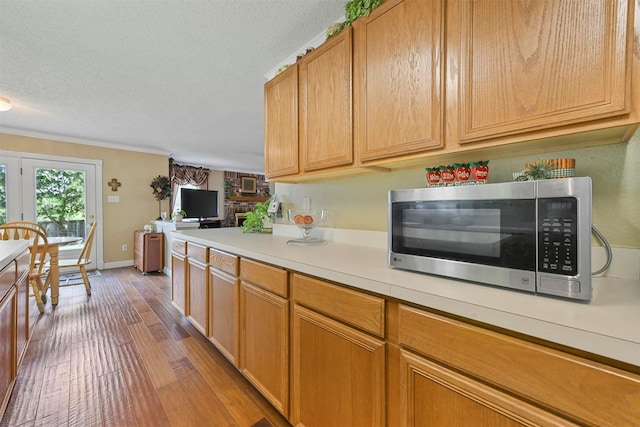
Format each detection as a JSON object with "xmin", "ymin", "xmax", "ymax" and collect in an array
[{"xmin": 44, "ymin": 236, "xmax": 82, "ymax": 305}]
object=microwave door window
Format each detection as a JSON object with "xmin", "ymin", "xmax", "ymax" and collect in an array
[
  {"xmin": 402, "ymin": 208, "xmax": 502, "ymax": 257},
  {"xmin": 392, "ymin": 200, "xmax": 536, "ymax": 271}
]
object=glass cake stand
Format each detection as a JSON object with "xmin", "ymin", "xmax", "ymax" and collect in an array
[{"xmin": 287, "ymin": 209, "xmax": 327, "ymax": 245}]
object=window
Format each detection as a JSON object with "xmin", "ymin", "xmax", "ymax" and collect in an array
[{"xmin": 173, "ymin": 183, "xmax": 197, "ymax": 213}]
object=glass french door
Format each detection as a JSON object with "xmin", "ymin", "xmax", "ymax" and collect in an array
[
  {"xmin": 21, "ymin": 159, "xmax": 98, "ymax": 268},
  {"xmin": 0, "ymin": 156, "xmax": 20, "ymax": 223}
]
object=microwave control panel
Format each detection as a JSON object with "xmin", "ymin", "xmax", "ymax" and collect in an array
[{"xmin": 538, "ymin": 197, "xmax": 578, "ymax": 276}]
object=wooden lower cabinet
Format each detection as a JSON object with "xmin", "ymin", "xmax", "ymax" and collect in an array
[
  {"xmin": 291, "ymin": 273, "xmax": 386, "ymax": 426},
  {"xmin": 398, "ymin": 350, "xmax": 573, "ymax": 426},
  {"xmin": 209, "ymin": 267, "xmax": 239, "ymax": 365},
  {"xmin": 16, "ymin": 274, "xmax": 28, "ymax": 366},
  {"xmin": 1, "ymin": 248, "xmax": 35, "ymax": 420},
  {"xmin": 208, "ymin": 248, "xmax": 240, "ymax": 365},
  {"xmin": 239, "ymin": 259, "xmax": 289, "ymax": 416},
  {"xmin": 187, "ymin": 244, "xmax": 208, "ymax": 335},
  {"xmin": 393, "ymin": 303, "xmax": 640, "ymax": 427},
  {"xmin": 0, "ymin": 286, "xmax": 16, "ymax": 418},
  {"xmin": 15, "ymin": 256, "xmax": 29, "ymax": 368},
  {"xmin": 175, "ymin": 243, "xmax": 640, "ymax": 427},
  {"xmin": 170, "ymin": 239, "xmax": 188, "ymax": 315},
  {"xmin": 292, "ymin": 305, "xmax": 385, "ymax": 427}
]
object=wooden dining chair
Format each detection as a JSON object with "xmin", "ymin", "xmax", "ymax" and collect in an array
[
  {"xmin": 3, "ymin": 221, "xmax": 50, "ymax": 263},
  {"xmin": 54, "ymin": 221, "xmax": 97, "ymax": 296},
  {"xmin": 0, "ymin": 224, "xmax": 50, "ymax": 313},
  {"xmin": 2, "ymin": 220, "xmax": 47, "ymax": 235}
]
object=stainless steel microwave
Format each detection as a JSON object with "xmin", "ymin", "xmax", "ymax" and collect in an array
[{"xmin": 388, "ymin": 177, "xmax": 592, "ymax": 301}]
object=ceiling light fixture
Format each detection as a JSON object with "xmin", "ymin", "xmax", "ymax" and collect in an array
[{"xmin": 0, "ymin": 96, "xmax": 12, "ymax": 112}]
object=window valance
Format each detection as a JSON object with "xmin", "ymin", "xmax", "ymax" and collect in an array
[{"xmin": 169, "ymin": 158, "xmax": 210, "ymax": 213}]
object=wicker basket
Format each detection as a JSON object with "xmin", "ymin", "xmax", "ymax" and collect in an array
[{"xmin": 524, "ymin": 158, "xmax": 575, "ymax": 179}]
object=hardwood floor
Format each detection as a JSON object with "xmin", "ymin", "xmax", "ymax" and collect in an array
[{"xmin": 1, "ymin": 267, "xmax": 291, "ymax": 427}]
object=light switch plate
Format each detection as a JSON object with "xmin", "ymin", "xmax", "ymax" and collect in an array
[{"xmin": 108, "ymin": 196, "xmax": 120, "ymax": 203}]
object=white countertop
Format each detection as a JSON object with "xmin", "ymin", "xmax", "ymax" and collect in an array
[
  {"xmin": 0, "ymin": 240, "xmax": 31, "ymax": 299},
  {"xmin": 172, "ymin": 227, "xmax": 640, "ymax": 367},
  {"xmin": 0, "ymin": 240, "xmax": 30, "ymax": 271}
]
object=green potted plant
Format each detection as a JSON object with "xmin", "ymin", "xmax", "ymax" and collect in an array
[
  {"xmin": 241, "ymin": 202, "xmax": 270, "ymax": 233},
  {"xmin": 224, "ymin": 179, "xmax": 235, "ymax": 197},
  {"xmin": 173, "ymin": 209, "xmax": 186, "ymax": 222}
]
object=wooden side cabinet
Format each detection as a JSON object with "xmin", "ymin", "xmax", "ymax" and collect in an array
[{"xmin": 134, "ymin": 231, "xmax": 163, "ymax": 274}]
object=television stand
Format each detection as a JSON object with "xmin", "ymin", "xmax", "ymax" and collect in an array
[{"xmin": 199, "ymin": 219, "xmax": 221, "ymax": 229}]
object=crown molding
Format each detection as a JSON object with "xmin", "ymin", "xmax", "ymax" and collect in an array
[{"xmin": 0, "ymin": 126, "xmax": 170, "ymax": 157}]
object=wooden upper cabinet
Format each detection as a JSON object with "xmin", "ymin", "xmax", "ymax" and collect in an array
[
  {"xmin": 450, "ymin": 0, "xmax": 633, "ymax": 144},
  {"xmin": 264, "ymin": 64, "xmax": 299, "ymax": 179},
  {"xmin": 354, "ymin": 0, "xmax": 444, "ymax": 163},
  {"xmin": 299, "ymin": 27, "xmax": 353, "ymax": 172}
]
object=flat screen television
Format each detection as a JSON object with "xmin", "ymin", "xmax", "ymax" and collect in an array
[{"xmin": 180, "ymin": 188, "xmax": 219, "ymax": 220}]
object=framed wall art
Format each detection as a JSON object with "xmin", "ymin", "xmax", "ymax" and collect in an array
[{"xmin": 241, "ymin": 176, "xmax": 257, "ymax": 194}]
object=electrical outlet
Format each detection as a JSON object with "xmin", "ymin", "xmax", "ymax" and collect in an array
[{"xmin": 121, "ymin": 244, "xmax": 128, "ymax": 252}]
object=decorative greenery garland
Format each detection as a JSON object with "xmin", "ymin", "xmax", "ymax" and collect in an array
[{"xmin": 328, "ymin": 0, "xmax": 384, "ymax": 38}]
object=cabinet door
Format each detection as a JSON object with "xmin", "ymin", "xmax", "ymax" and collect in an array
[
  {"xmin": 208, "ymin": 267, "xmax": 239, "ymax": 365},
  {"xmin": 15, "ymin": 250, "xmax": 29, "ymax": 368},
  {"xmin": 15, "ymin": 271, "xmax": 28, "ymax": 368},
  {"xmin": 299, "ymin": 27, "xmax": 353, "ymax": 172},
  {"xmin": 171, "ymin": 252, "xmax": 187, "ymax": 315},
  {"xmin": 398, "ymin": 304, "xmax": 640, "ymax": 426},
  {"xmin": 265, "ymin": 63, "xmax": 299, "ymax": 179},
  {"xmin": 354, "ymin": 0, "xmax": 444, "ymax": 163},
  {"xmin": 399, "ymin": 349, "xmax": 576, "ymax": 426},
  {"xmin": 291, "ymin": 304, "xmax": 385, "ymax": 427},
  {"xmin": 450, "ymin": 0, "xmax": 632, "ymax": 144},
  {"xmin": 0, "ymin": 287, "xmax": 16, "ymax": 417},
  {"xmin": 239, "ymin": 282, "xmax": 289, "ymax": 416},
  {"xmin": 187, "ymin": 259, "xmax": 208, "ymax": 336},
  {"xmin": 144, "ymin": 233, "xmax": 163, "ymax": 273}
]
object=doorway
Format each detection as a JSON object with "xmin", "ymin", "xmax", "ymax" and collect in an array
[{"xmin": 0, "ymin": 151, "xmax": 103, "ymax": 269}]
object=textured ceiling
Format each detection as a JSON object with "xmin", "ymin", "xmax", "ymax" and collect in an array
[{"xmin": 0, "ymin": 0, "xmax": 346, "ymax": 173}]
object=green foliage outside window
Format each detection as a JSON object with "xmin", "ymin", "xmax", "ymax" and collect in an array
[{"xmin": 36, "ymin": 169, "xmax": 85, "ymax": 233}]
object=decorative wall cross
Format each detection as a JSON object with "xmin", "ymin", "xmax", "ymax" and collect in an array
[{"xmin": 108, "ymin": 178, "xmax": 122, "ymax": 191}]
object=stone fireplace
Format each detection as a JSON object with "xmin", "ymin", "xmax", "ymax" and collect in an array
[{"xmin": 223, "ymin": 171, "xmax": 270, "ymax": 227}]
